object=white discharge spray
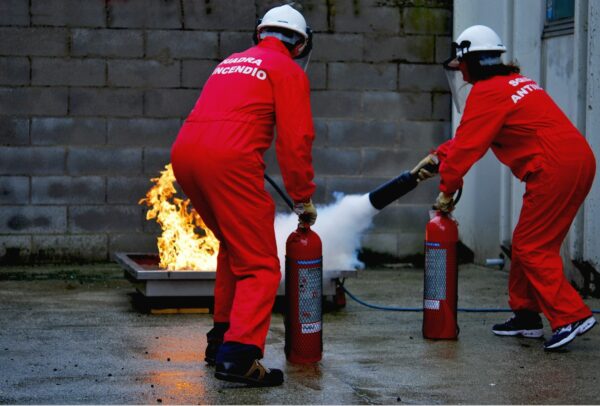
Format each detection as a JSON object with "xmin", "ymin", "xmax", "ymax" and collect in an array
[{"xmin": 274, "ymin": 193, "xmax": 379, "ymax": 271}]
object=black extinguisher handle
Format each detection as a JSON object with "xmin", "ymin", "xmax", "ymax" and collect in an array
[{"xmin": 453, "ymin": 188, "xmax": 462, "ymax": 205}]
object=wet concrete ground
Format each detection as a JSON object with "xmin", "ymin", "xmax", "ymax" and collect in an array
[{"xmin": 1, "ymin": 264, "xmax": 599, "ymax": 404}]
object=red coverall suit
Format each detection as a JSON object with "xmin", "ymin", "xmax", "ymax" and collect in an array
[
  {"xmin": 437, "ymin": 73, "xmax": 595, "ymax": 330},
  {"xmin": 170, "ymin": 37, "xmax": 316, "ymax": 351}
]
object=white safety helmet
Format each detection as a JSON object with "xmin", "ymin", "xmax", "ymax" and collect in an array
[
  {"xmin": 255, "ymin": 4, "xmax": 313, "ymax": 70},
  {"xmin": 257, "ymin": 4, "xmax": 308, "ymax": 39},
  {"xmin": 453, "ymin": 25, "xmax": 506, "ymax": 60}
]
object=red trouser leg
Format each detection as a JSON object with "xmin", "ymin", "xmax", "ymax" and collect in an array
[
  {"xmin": 171, "ymin": 148, "xmax": 236, "ymax": 324},
  {"xmin": 510, "ymin": 151, "xmax": 595, "ymax": 330},
  {"xmin": 171, "ymin": 133, "xmax": 280, "ymax": 352}
]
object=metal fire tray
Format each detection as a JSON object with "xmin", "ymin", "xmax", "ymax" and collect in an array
[{"xmin": 115, "ymin": 252, "xmax": 357, "ymax": 298}]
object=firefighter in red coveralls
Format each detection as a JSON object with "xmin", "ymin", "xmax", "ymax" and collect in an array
[
  {"xmin": 414, "ymin": 25, "xmax": 597, "ymax": 351},
  {"xmin": 170, "ymin": 5, "xmax": 317, "ymax": 386}
]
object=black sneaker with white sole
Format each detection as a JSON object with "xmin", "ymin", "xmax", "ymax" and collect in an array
[
  {"xmin": 544, "ymin": 316, "xmax": 597, "ymax": 351},
  {"xmin": 492, "ymin": 310, "xmax": 544, "ymax": 338}
]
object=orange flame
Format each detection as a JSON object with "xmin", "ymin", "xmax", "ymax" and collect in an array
[{"xmin": 139, "ymin": 163, "xmax": 219, "ymax": 271}]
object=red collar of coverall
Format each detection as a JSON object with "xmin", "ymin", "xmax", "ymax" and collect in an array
[{"xmin": 257, "ymin": 36, "xmax": 293, "ymax": 58}]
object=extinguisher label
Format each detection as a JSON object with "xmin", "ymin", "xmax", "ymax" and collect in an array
[
  {"xmin": 424, "ymin": 299, "xmax": 440, "ymax": 310},
  {"xmin": 298, "ymin": 265, "xmax": 322, "ymax": 330},
  {"xmin": 425, "ymin": 248, "xmax": 446, "ymax": 300},
  {"xmin": 301, "ymin": 321, "xmax": 321, "ymax": 334}
]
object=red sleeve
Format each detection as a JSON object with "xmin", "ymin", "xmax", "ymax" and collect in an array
[
  {"xmin": 273, "ymin": 68, "xmax": 316, "ymax": 203},
  {"xmin": 437, "ymin": 82, "xmax": 510, "ymax": 194}
]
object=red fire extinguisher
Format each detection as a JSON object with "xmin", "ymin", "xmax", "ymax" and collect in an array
[
  {"xmin": 285, "ymin": 224, "xmax": 323, "ymax": 364},
  {"xmin": 423, "ymin": 191, "xmax": 461, "ymax": 340}
]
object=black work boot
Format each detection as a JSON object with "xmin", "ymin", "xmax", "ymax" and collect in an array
[
  {"xmin": 205, "ymin": 322, "xmax": 229, "ymax": 366},
  {"xmin": 214, "ymin": 342, "xmax": 284, "ymax": 387},
  {"xmin": 492, "ymin": 310, "xmax": 543, "ymax": 338}
]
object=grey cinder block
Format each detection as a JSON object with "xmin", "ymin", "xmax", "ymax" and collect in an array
[
  {"xmin": 312, "ymin": 34, "xmax": 363, "ymax": 62},
  {"xmin": 398, "ymin": 64, "xmax": 448, "ymax": 92},
  {"xmin": 107, "ymin": 118, "xmax": 180, "ymax": 147},
  {"xmin": 363, "ymin": 91, "xmax": 431, "ymax": 120},
  {"xmin": 219, "ymin": 32, "xmax": 253, "ymax": 59},
  {"xmin": 144, "ymin": 89, "xmax": 199, "ymax": 118},
  {"xmin": 364, "ymin": 35, "xmax": 434, "ymax": 63},
  {"xmin": 400, "ymin": 120, "xmax": 452, "ymax": 149},
  {"xmin": 67, "ymin": 147, "xmax": 142, "ymax": 175},
  {"xmin": 432, "ymin": 93, "xmax": 451, "ymax": 120},
  {"xmin": 0, "ymin": 87, "xmax": 68, "ymax": 116},
  {"xmin": 312, "ymin": 147, "xmax": 362, "ymax": 176},
  {"xmin": 0, "ymin": 118, "xmax": 29, "ymax": 146},
  {"xmin": 311, "ymin": 90, "xmax": 363, "ymax": 118},
  {"xmin": 334, "ymin": 4, "xmax": 401, "ymax": 34},
  {"xmin": 69, "ymin": 205, "xmax": 143, "ymax": 233},
  {"xmin": 403, "ymin": 7, "xmax": 452, "ymax": 35},
  {"xmin": 182, "ymin": 0, "xmax": 255, "ymax": 31},
  {"xmin": 107, "ymin": 60, "xmax": 180, "ymax": 88},
  {"xmin": 0, "ymin": 205, "xmax": 67, "ymax": 234},
  {"xmin": 328, "ymin": 119, "xmax": 398, "ymax": 147},
  {"xmin": 329, "ymin": 63, "xmax": 397, "ymax": 90},
  {"xmin": 69, "ymin": 88, "xmax": 143, "ymax": 117},
  {"xmin": 0, "ymin": 0, "xmax": 29, "ymax": 26},
  {"xmin": 142, "ymin": 147, "xmax": 173, "ymax": 175},
  {"xmin": 108, "ymin": 0, "xmax": 182, "ymax": 29},
  {"xmin": 0, "ymin": 28, "xmax": 68, "ymax": 56},
  {"xmin": 307, "ymin": 62, "xmax": 326, "ymax": 90},
  {"xmin": 0, "ymin": 176, "xmax": 29, "ymax": 204},
  {"xmin": 436, "ymin": 36, "xmax": 452, "ymax": 64},
  {"xmin": 32, "ymin": 58, "xmax": 105, "ymax": 87},
  {"xmin": 71, "ymin": 29, "xmax": 144, "ymax": 58},
  {"xmin": 182, "ymin": 60, "xmax": 218, "ymax": 89},
  {"xmin": 146, "ymin": 31, "xmax": 218, "ymax": 60},
  {"xmin": 31, "ymin": 117, "xmax": 106, "ymax": 146},
  {"xmin": 107, "ymin": 176, "xmax": 154, "ymax": 204},
  {"xmin": 31, "ymin": 0, "xmax": 105, "ymax": 27},
  {"xmin": 31, "ymin": 176, "xmax": 105, "ymax": 204},
  {"xmin": 361, "ymin": 148, "xmax": 413, "ymax": 177},
  {"xmin": 0, "ymin": 147, "xmax": 65, "ymax": 175},
  {"xmin": 0, "ymin": 57, "xmax": 29, "ymax": 85}
]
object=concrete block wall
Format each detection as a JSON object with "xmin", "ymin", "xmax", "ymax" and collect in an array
[{"xmin": 0, "ymin": 0, "xmax": 452, "ymax": 264}]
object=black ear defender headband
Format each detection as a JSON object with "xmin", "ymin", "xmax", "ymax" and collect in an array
[
  {"xmin": 252, "ymin": 18, "xmax": 262, "ymax": 45},
  {"xmin": 252, "ymin": 18, "xmax": 313, "ymax": 60}
]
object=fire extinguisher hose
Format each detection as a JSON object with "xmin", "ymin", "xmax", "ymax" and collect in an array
[
  {"xmin": 264, "ymin": 173, "xmax": 294, "ymax": 210},
  {"xmin": 338, "ymin": 280, "xmax": 600, "ymax": 314}
]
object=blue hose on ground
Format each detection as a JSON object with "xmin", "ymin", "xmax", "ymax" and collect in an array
[{"xmin": 340, "ymin": 284, "xmax": 600, "ymax": 314}]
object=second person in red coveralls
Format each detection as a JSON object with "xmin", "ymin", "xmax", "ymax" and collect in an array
[
  {"xmin": 414, "ymin": 25, "xmax": 597, "ymax": 351},
  {"xmin": 171, "ymin": 5, "xmax": 317, "ymax": 386}
]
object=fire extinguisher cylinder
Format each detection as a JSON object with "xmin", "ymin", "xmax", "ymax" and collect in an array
[
  {"xmin": 285, "ymin": 224, "xmax": 323, "ymax": 364},
  {"xmin": 423, "ymin": 211, "xmax": 460, "ymax": 340}
]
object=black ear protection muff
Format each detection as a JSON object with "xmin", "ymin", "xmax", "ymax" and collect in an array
[{"xmin": 252, "ymin": 18, "xmax": 262, "ymax": 45}]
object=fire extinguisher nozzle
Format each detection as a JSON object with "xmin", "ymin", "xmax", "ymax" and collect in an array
[{"xmin": 368, "ymin": 170, "xmax": 419, "ymax": 210}]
